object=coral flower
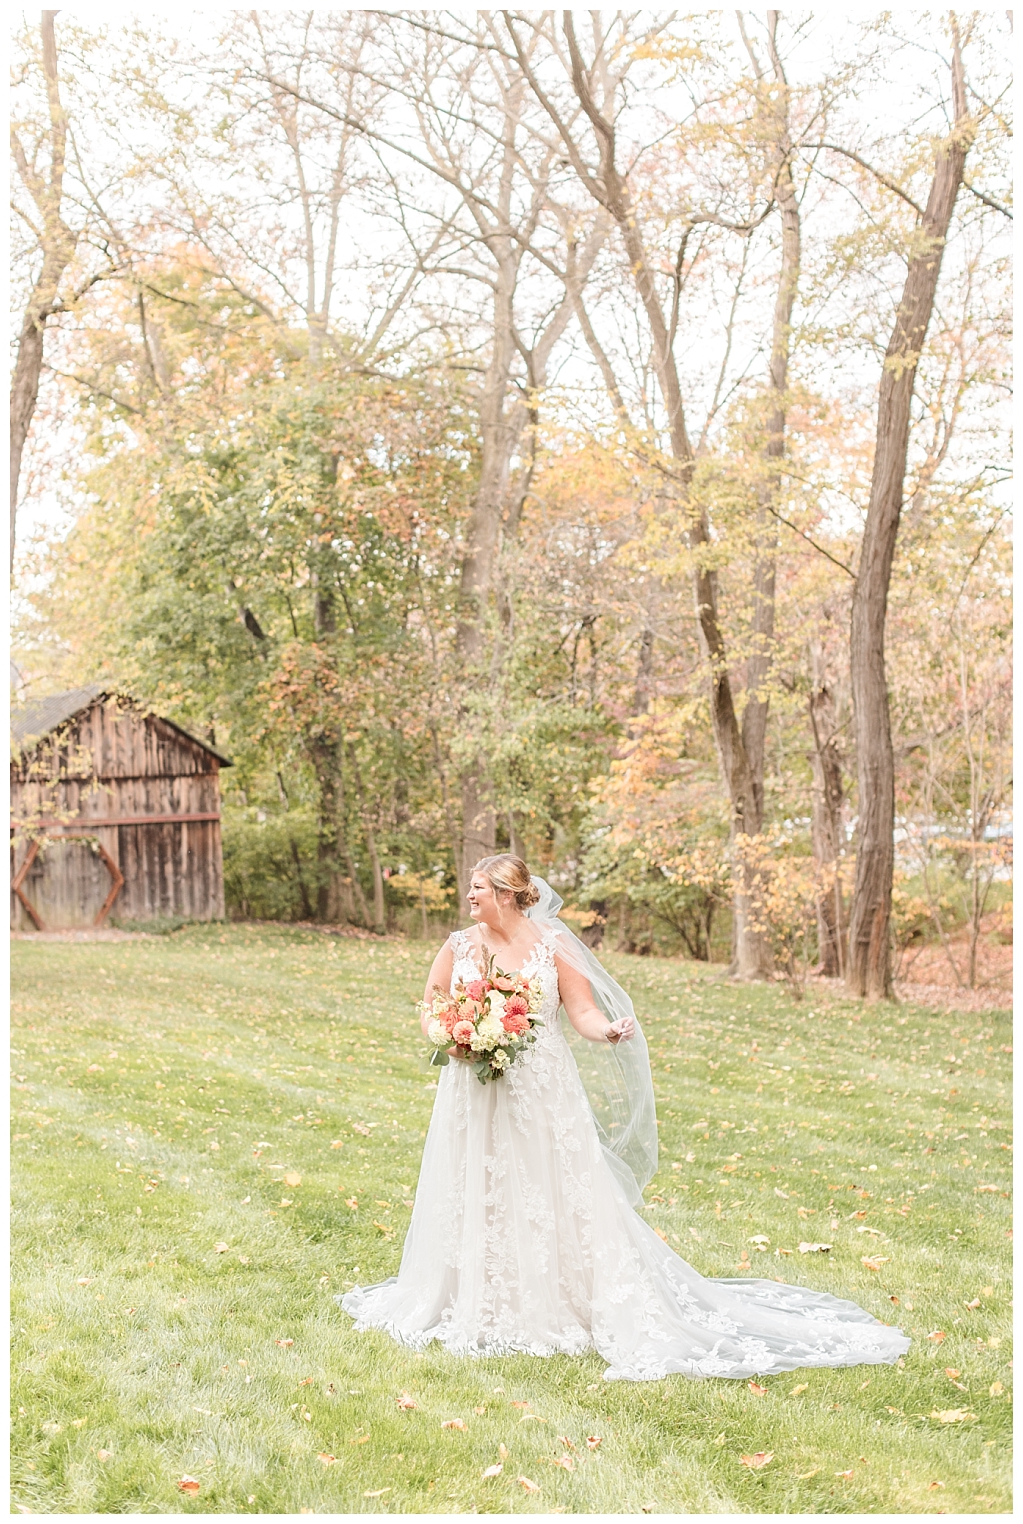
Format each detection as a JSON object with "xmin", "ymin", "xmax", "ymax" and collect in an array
[
  {"xmin": 503, "ymin": 995, "xmax": 528, "ymax": 1018},
  {"xmin": 452, "ymin": 1020, "xmax": 474, "ymax": 1046},
  {"xmin": 464, "ymin": 979, "xmax": 486, "ymax": 1002},
  {"xmin": 441, "ymin": 1007, "xmax": 460, "ymax": 1035},
  {"xmin": 494, "ymin": 975, "xmax": 517, "ymax": 992},
  {"xmin": 501, "ymin": 1010, "xmax": 528, "ymax": 1036}
]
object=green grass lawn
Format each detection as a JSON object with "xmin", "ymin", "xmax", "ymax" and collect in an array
[{"xmin": 11, "ymin": 924, "xmax": 1012, "ymax": 1514}]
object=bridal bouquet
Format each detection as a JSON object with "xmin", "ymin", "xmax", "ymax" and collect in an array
[{"xmin": 419, "ymin": 957, "xmax": 544, "ymax": 1084}]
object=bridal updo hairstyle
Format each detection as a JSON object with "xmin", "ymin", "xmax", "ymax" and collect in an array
[{"xmin": 473, "ymin": 853, "xmax": 541, "ymax": 910}]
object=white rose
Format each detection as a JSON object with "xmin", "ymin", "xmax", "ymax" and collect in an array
[
  {"xmin": 427, "ymin": 1018, "xmax": 448, "ymax": 1046},
  {"xmin": 491, "ymin": 1049, "xmax": 509, "ymax": 1069},
  {"xmin": 487, "ymin": 990, "xmax": 507, "ymax": 1018}
]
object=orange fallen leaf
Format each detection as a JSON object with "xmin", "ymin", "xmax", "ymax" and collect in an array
[
  {"xmin": 350, "ymin": 1435, "xmax": 370, "ymax": 1445},
  {"xmin": 944, "ymin": 1368, "xmax": 961, "ymax": 1380},
  {"xmin": 76, "ymin": 1277, "xmax": 93, "ymax": 1286},
  {"xmin": 345, "ymin": 1198, "xmax": 358, "ymax": 1209},
  {"xmin": 276, "ymin": 1338, "xmax": 294, "ymax": 1347},
  {"xmin": 834, "ymin": 1469, "xmax": 854, "ymax": 1479},
  {"xmin": 512, "ymin": 1400, "xmax": 531, "ymax": 1409},
  {"xmin": 213, "ymin": 1242, "xmax": 229, "ymax": 1254},
  {"xmin": 284, "ymin": 1171, "xmax": 302, "ymax": 1187},
  {"xmin": 330, "ymin": 1140, "xmax": 344, "ymax": 1149},
  {"xmin": 517, "ymin": 1477, "xmax": 540, "ymax": 1493},
  {"xmin": 926, "ymin": 1330, "xmax": 946, "ymax": 1343},
  {"xmin": 654, "ymin": 1228, "xmax": 668, "ymax": 1241},
  {"xmin": 352, "ymin": 1122, "xmax": 371, "ymax": 1136},
  {"xmin": 790, "ymin": 1383, "xmax": 808, "ymax": 1396},
  {"xmin": 552, "ymin": 1455, "xmax": 575, "ymax": 1472},
  {"xmin": 441, "ymin": 1418, "xmax": 467, "ymax": 1430},
  {"xmin": 748, "ymin": 1381, "xmax": 768, "ymax": 1396},
  {"xmin": 396, "ymin": 1392, "xmax": 418, "ymax": 1410},
  {"xmin": 481, "ymin": 1464, "xmax": 503, "ymax": 1478},
  {"xmin": 586, "ymin": 1436, "xmax": 602, "ymax": 1449},
  {"xmin": 928, "ymin": 1481, "xmax": 945, "ymax": 1490},
  {"xmin": 177, "ymin": 1476, "xmax": 200, "ymax": 1494},
  {"xmin": 95, "ymin": 1449, "xmax": 113, "ymax": 1462},
  {"xmin": 317, "ymin": 1453, "xmax": 336, "ymax": 1467},
  {"xmin": 740, "ymin": 1451, "xmax": 773, "ymax": 1469},
  {"xmin": 558, "ymin": 1436, "xmax": 576, "ymax": 1450},
  {"xmin": 861, "ymin": 1256, "xmax": 890, "ymax": 1272},
  {"xmin": 298, "ymin": 1377, "xmax": 314, "ymax": 1387},
  {"xmin": 474, "ymin": 1405, "xmax": 487, "ymax": 1415}
]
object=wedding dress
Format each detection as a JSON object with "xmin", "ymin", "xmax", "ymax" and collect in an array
[{"xmin": 340, "ymin": 926, "xmax": 910, "ymax": 1381}]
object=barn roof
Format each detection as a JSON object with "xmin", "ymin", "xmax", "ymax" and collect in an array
[{"xmin": 10, "ymin": 685, "xmax": 232, "ymax": 766}]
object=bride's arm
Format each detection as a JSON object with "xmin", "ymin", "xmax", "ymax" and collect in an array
[
  {"xmin": 420, "ymin": 942, "xmax": 455, "ymax": 1036},
  {"xmin": 555, "ymin": 953, "xmax": 635, "ymax": 1044}
]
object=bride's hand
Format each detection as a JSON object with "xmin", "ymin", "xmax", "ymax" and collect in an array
[{"xmin": 605, "ymin": 1017, "xmax": 635, "ymax": 1044}]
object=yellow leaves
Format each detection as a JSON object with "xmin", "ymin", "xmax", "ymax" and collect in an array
[
  {"xmin": 283, "ymin": 1171, "xmax": 301, "ymax": 1187},
  {"xmin": 964, "ymin": 1297, "xmax": 982, "ymax": 1309},
  {"xmin": 712, "ymin": 1433, "xmax": 726, "ymax": 1446},
  {"xmin": 345, "ymin": 1197, "xmax": 358, "ymax": 1210},
  {"xmin": 585, "ymin": 1436, "xmax": 602, "ymax": 1450},
  {"xmin": 517, "ymin": 1476, "xmax": 540, "ymax": 1493},
  {"xmin": 177, "ymin": 1475, "xmax": 200, "ymax": 1494},
  {"xmin": 790, "ymin": 1383, "xmax": 808, "ymax": 1396},
  {"xmin": 317, "ymin": 1453, "xmax": 336, "ymax": 1467},
  {"xmin": 834, "ymin": 1468, "xmax": 854, "ymax": 1479},
  {"xmin": 352, "ymin": 1122, "xmax": 371, "ymax": 1136},
  {"xmin": 551, "ymin": 1455, "xmax": 575, "ymax": 1472},
  {"xmin": 740, "ymin": 1451, "xmax": 773, "ymax": 1469},
  {"xmin": 796, "ymin": 1468, "xmax": 820, "ymax": 1480},
  {"xmin": 371, "ymin": 1220, "xmax": 393, "ymax": 1237},
  {"xmin": 276, "ymin": 1338, "xmax": 294, "ymax": 1348},
  {"xmin": 931, "ymin": 1409, "xmax": 976, "ymax": 1424},
  {"xmin": 396, "ymin": 1392, "xmax": 417, "ymax": 1410},
  {"xmin": 558, "ymin": 1436, "xmax": 576, "ymax": 1451},
  {"xmin": 926, "ymin": 1329, "xmax": 947, "ymax": 1343},
  {"xmin": 861, "ymin": 1256, "xmax": 890, "ymax": 1271},
  {"xmin": 441, "ymin": 1418, "xmax": 466, "ymax": 1431},
  {"xmin": 654, "ymin": 1227, "xmax": 669, "ymax": 1241},
  {"xmin": 330, "ymin": 1140, "xmax": 344, "ymax": 1149},
  {"xmin": 989, "ymin": 1381, "xmax": 1004, "ymax": 1397},
  {"xmin": 943, "ymin": 1367, "xmax": 961, "ymax": 1380}
]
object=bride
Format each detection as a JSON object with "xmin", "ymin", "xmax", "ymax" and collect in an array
[{"xmin": 341, "ymin": 854, "xmax": 909, "ymax": 1381}]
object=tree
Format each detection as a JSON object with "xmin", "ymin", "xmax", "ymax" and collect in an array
[{"xmin": 846, "ymin": 23, "xmax": 970, "ymax": 999}]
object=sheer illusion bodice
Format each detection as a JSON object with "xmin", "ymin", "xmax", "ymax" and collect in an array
[{"xmin": 340, "ymin": 930, "xmax": 909, "ymax": 1380}]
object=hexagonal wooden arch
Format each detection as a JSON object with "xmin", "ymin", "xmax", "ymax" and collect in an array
[{"xmin": 12, "ymin": 833, "xmax": 125, "ymax": 932}]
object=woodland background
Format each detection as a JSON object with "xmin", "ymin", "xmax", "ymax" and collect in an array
[{"xmin": 10, "ymin": 10, "xmax": 1012, "ymax": 1000}]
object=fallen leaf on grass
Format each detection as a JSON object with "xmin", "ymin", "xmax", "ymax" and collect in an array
[
  {"xmin": 350, "ymin": 1435, "xmax": 370, "ymax": 1445},
  {"xmin": 926, "ymin": 1330, "xmax": 946, "ymax": 1343},
  {"xmin": 317, "ymin": 1454, "xmax": 336, "ymax": 1467},
  {"xmin": 795, "ymin": 1468, "xmax": 820, "ymax": 1479},
  {"xmin": 520, "ymin": 1414, "xmax": 547, "ymax": 1423},
  {"xmin": 330, "ymin": 1140, "xmax": 344, "ymax": 1150},
  {"xmin": 928, "ymin": 1481, "xmax": 945, "ymax": 1490},
  {"xmin": 558, "ymin": 1436, "xmax": 576, "ymax": 1450},
  {"xmin": 396, "ymin": 1392, "xmax": 418, "ymax": 1410},
  {"xmin": 517, "ymin": 1477, "xmax": 540, "ymax": 1493},
  {"xmin": 276, "ymin": 1338, "xmax": 294, "ymax": 1347},
  {"xmin": 964, "ymin": 1298, "xmax": 982, "ymax": 1309},
  {"xmin": 213, "ymin": 1243, "xmax": 229, "ymax": 1254},
  {"xmin": 482, "ymin": 1464, "xmax": 503, "ymax": 1479},
  {"xmin": 474, "ymin": 1405, "xmax": 487, "ymax": 1415},
  {"xmin": 861, "ymin": 1256, "xmax": 890, "ymax": 1271},
  {"xmin": 944, "ymin": 1368, "xmax": 961, "ymax": 1380},
  {"xmin": 71, "ymin": 1419, "xmax": 86, "ymax": 1428},
  {"xmin": 95, "ymin": 1450, "xmax": 112, "ymax": 1462},
  {"xmin": 76, "ymin": 1277, "xmax": 93, "ymax": 1286},
  {"xmin": 798, "ymin": 1243, "xmax": 832, "ymax": 1254},
  {"xmin": 298, "ymin": 1377, "xmax": 314, "ymax": 1387},
  {"xmin": 740, "ymin": 1452, "xmax": 773, "ymax": 1469},
  {"xmin": 177, "ymin": 1476, "xmax": 200, "ymax": 1494},
  {"xmin": 586, "ymin": 1436, "xmax": 602, "ymax": 1450},
  {"xmin": 790, "ymin": 1383, "xmax": 808, "ymax": 1395},
  {"xmin": 885, "ymin": 1406, "xmax": 902, "ymax": 1415},
  {"xmin": 748, "ymin": 1381, "xmax": 767, "ymax": 1396},
  {"xmin": 363, "ymin": 1488, "xmax": 390, "ymax": 1498},
  {"xmin": 990, "ymin": 1381, "xmax": 1004, "ymax": 1397},
  {"xmin": 552, "ymin": 1456, "xmax": 575, "ymax": 1472},
  {"xmin": 441, "ymin": 1419, "xmax": 467, "ymax": 1431},
  {"xmin": 284, "ymin": 1172, "xmax": 301, "ymax": 1187},
  {"xmin": 654, "ymin": 1227, "xmax": 668, "ymax": 1241},
  {"xmin": 931, "ymin": 1409, "xmax": 976, "ymax": 1424},
  {"xmin": 352, "ymin": 1123, "xmax": 371, "ymax": 1136},
  {"xmin": 834, "ymin": 1469, "xmax": 854, "ymax": 1479},
  {"xmin": 511, "ymin": 1400, "xmax": 530, "ymax": 1409},
  {"xmin": 712, "ymin": 1433, "xmax": 725, "ymax": 1447}
]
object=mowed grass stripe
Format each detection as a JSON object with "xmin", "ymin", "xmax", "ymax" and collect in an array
[{"xmin": 11, "ymin": 924, "xmax": 1012, "ymax": 1513}]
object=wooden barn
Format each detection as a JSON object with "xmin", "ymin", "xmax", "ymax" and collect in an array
[{"xmin": 11, "ymin": 686, "xmax": 230, "ymax": 931}]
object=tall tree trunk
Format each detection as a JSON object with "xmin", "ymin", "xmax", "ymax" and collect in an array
[
  {"xmin": 347, "ymin": 745, "xmax": 386, "ymax": 933},
  {"xmin": 807, "ymin": 650, "xmax": 844, "ymax": 977},
  {"xmin": 847, "ymin": 29, "xmax": 969, "ymax": 1000},
  {"xmin": 10, "ymin": 11, "xmax": 76, "ymax": 571}
]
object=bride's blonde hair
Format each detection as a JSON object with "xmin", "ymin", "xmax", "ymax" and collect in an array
[{"xmin": 473, "ymin": 853, "xmax": 541, "ymax": 910}]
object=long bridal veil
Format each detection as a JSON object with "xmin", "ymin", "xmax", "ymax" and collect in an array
[{"xmin": 527, "ymin": 876, "xmax": 657, "ymax": 1204}]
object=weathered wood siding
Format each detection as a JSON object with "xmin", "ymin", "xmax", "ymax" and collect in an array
[{"xmin": 11, "ymin": 696, "xmax": 226, "ymax": 929}]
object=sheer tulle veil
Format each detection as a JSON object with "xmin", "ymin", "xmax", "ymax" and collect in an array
[{"xmin": 526, "ymin": 876, "xmax": 657, "ymax": 1204}]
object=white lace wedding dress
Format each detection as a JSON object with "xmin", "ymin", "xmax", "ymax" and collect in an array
[{"xmin": 340, "ymin": 928, "xmax": 910, "ymax": 1381}]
